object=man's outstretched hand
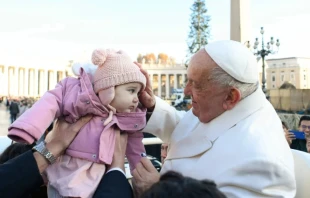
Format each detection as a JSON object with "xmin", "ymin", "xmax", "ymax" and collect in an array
[
  {"xmin": 135, "ymin": 62, "xmax": 156, "ymax": 111},
  {"xmin": 132, "ymin": 157, "xmax": 160, "ymax": 197}
]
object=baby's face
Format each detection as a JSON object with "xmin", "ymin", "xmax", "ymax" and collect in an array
[{"xmin": 110, "ymin": 82, "xmax": 142, "ymax": 113}]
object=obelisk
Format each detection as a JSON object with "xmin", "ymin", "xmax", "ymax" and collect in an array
[{"xmin": 230, "ymin": 0, "xmax": 251, "ymax": 43}]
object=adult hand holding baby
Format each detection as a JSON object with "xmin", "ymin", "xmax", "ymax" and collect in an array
[
  {"xmin": 107, "ymin": 128, "xmax": 128, "ymax": 173},
  {"xmin": 35, "ymin": 115, "xmax": 93, "ymax": 173}
]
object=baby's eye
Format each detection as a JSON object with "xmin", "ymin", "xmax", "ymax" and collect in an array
[{"xmin": 128, "ymin": 89, "xmax": 135, "ymax": 93}]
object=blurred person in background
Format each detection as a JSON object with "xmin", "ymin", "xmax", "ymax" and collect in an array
[
  {"xmin": 9, "ymin": 99, "xmax": 19, "ymax": 123},
  {"xmin": 6, "ymin": 97, "xmax": 10, "ymax": 111},
  {"xmin": 289, "ymin": 115, "xmax": 310, "ymax": 153},
  {"xmin": 161, "ymin": 143, "xmax": 168, "ymax": 164},
  {"xmin": 18, "ymin": 101, "xmax": 29, "ymax": 118}
]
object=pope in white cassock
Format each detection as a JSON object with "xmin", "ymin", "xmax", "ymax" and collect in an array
[{"xmin": 133, "ymin": 40, "xmax": 296, "ymax": 197}]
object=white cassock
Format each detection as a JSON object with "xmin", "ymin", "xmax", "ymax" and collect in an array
[{"xmin": 143, "ymin": 88, "xmax": 296, "ymax": 197}]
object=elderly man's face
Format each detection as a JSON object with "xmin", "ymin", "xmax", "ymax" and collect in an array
[{"xmin": 184, "ymin": 49, "xmax": 229, "ymax": 123}]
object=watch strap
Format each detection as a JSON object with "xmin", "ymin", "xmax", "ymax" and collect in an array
[{"xmin": 32, "ymin": 141, "xmax": 57, "ymax": 164}]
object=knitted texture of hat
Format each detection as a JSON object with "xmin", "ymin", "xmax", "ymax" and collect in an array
[{"xmin": 92, "ymin": 49, "xmax": 146, "ymax": 93}]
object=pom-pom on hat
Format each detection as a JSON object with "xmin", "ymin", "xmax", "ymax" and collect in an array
[{"xmin": 92, "ymin": 48, "xmax": 146, "ymax": 106}]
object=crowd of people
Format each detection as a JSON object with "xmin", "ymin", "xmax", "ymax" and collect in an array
[
  {"xmin": 0, "ymin": 40, "xmax": 309, "ymax": 198},
  {"xmin": 1, "ymin": 96, "xmax": 38, "ymax": 123}
]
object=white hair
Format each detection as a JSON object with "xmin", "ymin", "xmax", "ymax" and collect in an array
[{"xmin": 208, "ymin": 66, "xmax": 258, "ymax": 99}]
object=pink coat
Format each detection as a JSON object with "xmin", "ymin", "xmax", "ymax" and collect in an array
[{"xmin": 8, "ymin": 68, "xmax": 146, "ymax": 169}]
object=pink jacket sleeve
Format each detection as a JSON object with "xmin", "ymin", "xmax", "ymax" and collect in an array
[
  {"xmin": 8, "ymin": 78, "xmax": 68, "ymax": 144},
  {"xmin": 126, "ymin": 131, "xmax": 146, "ymax": 171}
]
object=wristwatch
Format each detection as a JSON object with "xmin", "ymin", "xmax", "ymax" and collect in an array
[{"xmin": 32, "ymin": 141, "xmax": 57, "ymax": 164}]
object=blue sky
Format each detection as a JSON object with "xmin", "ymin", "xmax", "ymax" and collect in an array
[{"xmin": 0, "ymin": 0, "xmax": 309, "ymax": 67}]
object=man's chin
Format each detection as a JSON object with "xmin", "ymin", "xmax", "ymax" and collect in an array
[{"xmin": 192, "ymin": 107, "xmax": 199, "ymax": 117}]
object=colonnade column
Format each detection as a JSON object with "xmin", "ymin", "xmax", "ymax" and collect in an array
[
  {"xmin": 43, "ymin": 69, "xmax": 49, "ymax": 94},
  {"xmin": 24, "ymin": 69, "xmax": 29, "ymax": 96},
  {"xmin": 2, "ymin": 66, "xmax": 9, "ymax": 96},
  {"xmin": 14, "ymin": 67, "xmax": 19, "ymax": 96},
  {"xmin": 158, "ymin": 74, "xmax": 162, "ymax": 98},
  {"xmin": 149, "ymin": 74, "xmax": 153, "ymax": 86},
  {"xmin": 28, "ymin": 70, "xmax": 33, "ymax": 97},
  {"xmin": 34, "ymin": 69, "xmax": 39, "ymax": 97},
  {"xmin": 8, "ymin": 67, "xmax": 13, "ymax": 96},
  {"xmin": 18, "ymin": 68, "xmax": 24, "ymax": 96},
  {"xmin": 174, "ymin": 74, "xmax": 177, "ymax": 89},
  {"xmin": 53, "ymin": 71, "xmax": 58, "ymax": 88},
  {"xmin": 165, "ymin": 74, "xmax": 170, "ymax": 99}
]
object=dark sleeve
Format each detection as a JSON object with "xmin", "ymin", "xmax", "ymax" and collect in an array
[
  {"xmin": 290, "ymin": 139, "xmax": 307, "ymax": 152},
  {"xmin": 0, "ymin": 150, "xmax": 44, "ymax": 198},
  {"xmin": 93, "ymin": 170, "xmax": 133, "ymax": 198},
  {"xmin": 290, "ymin": 139, "xmax": 299, "ymax": 149}
]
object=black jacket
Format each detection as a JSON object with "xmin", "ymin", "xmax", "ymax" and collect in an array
[
  {"xmin": 9, "ymin": 102, "xmax": 19, "ymax": 114},
  {"xmin": 0, "ymin": 151, "xmax": 133, "ymax": 198},
  {"xmin": 290, "ymin": 139, "xmax": 307, "ymax": 153}
]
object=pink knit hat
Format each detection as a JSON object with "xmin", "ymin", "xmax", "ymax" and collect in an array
[{"xmin": 92, "ymin": 48, "xmax": 146, "ymax": 106}]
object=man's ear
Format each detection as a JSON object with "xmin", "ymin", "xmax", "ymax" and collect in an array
[{"xmin": 222, "ymin": 88, "xmax": 241, "ymax": 110}]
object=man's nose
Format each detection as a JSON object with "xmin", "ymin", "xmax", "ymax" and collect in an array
[{"xmin": 184, "ymin": 84, "xmax": 191, "ymax": 96}]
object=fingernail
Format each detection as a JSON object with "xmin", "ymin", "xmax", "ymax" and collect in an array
[{"xmin": 141, "ymin": 153, "xmax": 147, "ymax": 157}]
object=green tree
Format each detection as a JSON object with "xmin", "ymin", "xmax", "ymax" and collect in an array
[{"xmin": 187, "ymin": 0, "xmax": 211, "ymax": 64}]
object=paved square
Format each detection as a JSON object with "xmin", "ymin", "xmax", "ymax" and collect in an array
[{"xmin": 0, "ymin": 104, "xmax": 10, "ymax": 136}]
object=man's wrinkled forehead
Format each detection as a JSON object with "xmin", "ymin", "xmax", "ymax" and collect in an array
[{"xmin": 189, "ymin": 49, "xmax": 217, "ymax": 70}]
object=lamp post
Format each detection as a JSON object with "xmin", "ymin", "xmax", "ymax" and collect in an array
[{"xmin": 248, "ymin": 27, "xmax": 280, "ymax": 97}]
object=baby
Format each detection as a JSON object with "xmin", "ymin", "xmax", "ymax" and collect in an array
[{"xmin": 8, "ymin": 49, "xmax": 147, "ymax": 197}]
